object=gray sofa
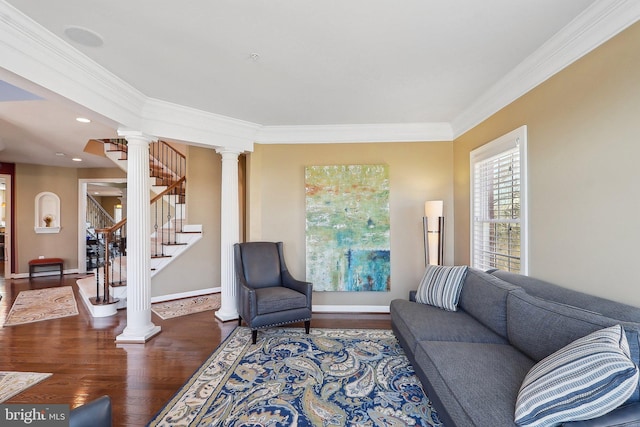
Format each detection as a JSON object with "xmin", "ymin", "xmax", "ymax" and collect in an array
[{"xmin": 390, "ymin": 268, "xmax": 640, "ymax": 426}]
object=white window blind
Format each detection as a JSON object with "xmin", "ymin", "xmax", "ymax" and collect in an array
[{"xmin": 470, "ymin": 126, "xmax": 527, "ymax": 274}]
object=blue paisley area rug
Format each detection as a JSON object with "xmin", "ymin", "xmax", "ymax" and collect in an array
[{"xmin": 148, "ymin": 327, "xmax": 443, "ymax": 426}]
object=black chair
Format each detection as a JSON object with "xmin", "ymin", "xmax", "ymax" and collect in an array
[
  {"xmin": 69, "ymin": 395, "xmax": 112, "ymax": 427},
  {"xmin": 234, "ymin": 241, "xmax": 312, "ymax": 344}
]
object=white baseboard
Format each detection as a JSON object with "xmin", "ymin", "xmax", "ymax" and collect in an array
[
  {"xmin": 312, "ymin": 305, "xmax": 390, "ymax": 313},
  {"xmin": 151, "ymin": 287, "xmax": 221, "ymax": 303},
  {"xmin": 12, "ymin": 268, "xmax": 79, "ymax": 279}
]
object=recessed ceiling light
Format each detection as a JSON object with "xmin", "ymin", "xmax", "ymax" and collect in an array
[
  {"xmin": 76, "ymin": 117, "xmax": 91, "ymax": 123},
  {"xmin": 64, "ymin": 26, "xmax": 104, "ymax": 47},
  {"xmin": 55, "ymin": 152, "xmax": 66, "ymax": 157},
  {"xmin": 72, "ymin": 157, "xmax": 83, "ymax": 162}
]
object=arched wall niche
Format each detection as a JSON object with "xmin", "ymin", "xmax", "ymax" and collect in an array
[{"xmin": 34, "ymin": 191, "xmax": 60, "ymax": 233}]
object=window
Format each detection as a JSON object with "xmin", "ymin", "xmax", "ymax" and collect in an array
[{"xmin": 470, "ymin": 126, "xmax": 527, "ymax": 274}]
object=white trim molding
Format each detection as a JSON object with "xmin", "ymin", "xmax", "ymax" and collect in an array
[
  {"xmin": 452, "ymin": 0, "xmax": 640, "ymax": 138},
  {"xmin": 150, "ymin": 287, "xmax": 221, "ymax": 304},
  {"xmin": 312, "ymin": 305, "xmax": 390, "ymax": 314},
  {"xmin": 1, "ymin": 0, "xmax": 638, "ymax": 147},
  {"xmin": 256, "ymin": 122, "xmax": 453, "ymax": 144},
  {"xmin": 0, "ymin": 0, "xmax": 144, "ymax": 128},
  {"xmin": 142, "ymin": 99, "xmax": 258, "ymax": 151}
]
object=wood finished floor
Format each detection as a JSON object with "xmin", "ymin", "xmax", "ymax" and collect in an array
[{"xmin": 0, "ymin": 274, "xmax": 391, "ymax": 426}]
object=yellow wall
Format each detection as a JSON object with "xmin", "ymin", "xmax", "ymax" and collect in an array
[
  {"xmin": 77, "ymin": 168, "xmax": 126, "ymax": 180},
  {"xmin": 247, "ymin": 142, "xmax": 453, "ymax": 307},
  {"xmin": 13, "ymin": 149, "xmax": 221, "ymax": 293},
  {"xmin": 16, "ymin": 164, "xmax": 79, "ymax": 272},
  {"xmin": 453, "ymin": 22, "xmax": 640, "ymax": 306},
  {"xmin": 93, "ymin": 196, "xmax": 120, "ymax": 217},
  {"xmin": 15, "ymin": 165, "xmax": 126, "ymax": 274},
  {"xmin": 151, "ymin": 145, "xmax": 222, "ymax": 296}
]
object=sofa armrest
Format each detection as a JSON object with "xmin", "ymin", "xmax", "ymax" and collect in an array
[
  {"xmin": 282, "ymin": 270, "xmax": 312, "ymax": 295},
  {"xmin": 238, "ymin": 280, "xmax": 257, "ymax": 321},
  {"xmin": 409, "ymin": 290, "xmax": 417, "ymax": 302},
  {"xmin": 561, "ymin": 403, "xmax": 640, "ymax": 426}
]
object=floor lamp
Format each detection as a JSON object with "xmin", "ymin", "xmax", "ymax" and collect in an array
[{"xmin": 423, "ymin": 201, "xmax": 444, "ymax": 266}]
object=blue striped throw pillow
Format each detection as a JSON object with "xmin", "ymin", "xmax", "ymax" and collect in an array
[
  {"xmin": 415, "ymin": 265, "xmax": 468, "ymax": 311},
  {"xmin": 515, "ymin": 324, "xmax": 640, "ymax": 427}
]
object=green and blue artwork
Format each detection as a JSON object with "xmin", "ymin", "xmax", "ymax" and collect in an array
[{"xmin": 305, "ymin": 164, "xmax": 390, "ymax": 292}]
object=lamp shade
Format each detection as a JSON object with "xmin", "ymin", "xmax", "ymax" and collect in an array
[{"xmin": 424, "ymin": 200, "xmax": 443, "ymax": 232}]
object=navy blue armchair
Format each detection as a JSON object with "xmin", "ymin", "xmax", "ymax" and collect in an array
[{"xmin": 234, "ymin": 242, "xmax": 312, "ymax": 344}]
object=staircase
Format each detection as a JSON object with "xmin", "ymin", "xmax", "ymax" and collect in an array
[{"xmin": 78, "ymin": 139, "xmax": 203, "ymax": 317}]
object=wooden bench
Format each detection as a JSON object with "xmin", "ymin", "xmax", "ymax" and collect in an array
[{"xmin": 29, "ymin": 258, "xmax": 64, "ymax": 278}]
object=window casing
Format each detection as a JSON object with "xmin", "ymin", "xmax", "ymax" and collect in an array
[{"xmin": 470, "ymin": 126, "xmax": 527, "ymax": 274}]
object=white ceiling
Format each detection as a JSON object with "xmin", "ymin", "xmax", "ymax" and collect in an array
[{"xmin": 1, "ymin": 0, "xmax": 637, "ymax": 168}]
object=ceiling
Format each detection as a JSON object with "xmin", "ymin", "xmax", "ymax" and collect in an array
[{"xmin": 0, "ymin": 0, "xmax": 628, "ymax": 168}]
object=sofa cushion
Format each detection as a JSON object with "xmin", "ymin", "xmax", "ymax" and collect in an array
[
  {"xmin": 458, "ymin": 268, "xmax": 521, "ymax": 339},
  {"xmin": 490, "ymin": 270, "xmax": 640, "ymax": 323},
  {"xmin": 507, "ymin": 290, "xmax": 639, "ymax": 362},
  {"xmin": 415, "ymin": 264, "xmax": 468, "ymax": 311},
  {"xmin": 515, "ymin": 325, "xmax": 639, "ymax": 427},
  {"xmin": 414, "ymin": 340, "xmax": 534, "ymax": 427},
  {"xmin": 561, "ymin": 402, "xmax": 640, "ymax": 426},
  {"xmin": 255, "ymin": 286, "xmax": 307, "ymax": 315},
  {"xmin": 390, "ymin": 299, "xmax": 508, "ymax": 355}
]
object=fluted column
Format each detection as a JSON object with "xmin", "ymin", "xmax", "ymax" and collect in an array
[
  {"xmin": 215, "ymin": 149, "xmax": 240, "ymax": 321},
  {"xmin": 116, "ymin": 130, "xmax": 161, "ymax": 343}
]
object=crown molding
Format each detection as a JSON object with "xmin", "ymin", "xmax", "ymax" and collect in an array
[
  {"xmin": 0, "ymin": 1, "xmax": 260, "ymax": 151},
  {"xmin": 2, "ymin": 0, "xmax": 638, "ymax": 148},
  {"xmin": 451, "ymin": 0, "xmax": 640, "ymax": 139},
  {"xmin": 0, "ymin": 0, "xmax": 145, "ymax": 128},
  {"xmin": 142, "ymin": 98, "xmax": 259, "ymax": 151},
  {"xmin": 255, "ymin": 122, "xmax": 453, "ymax": 144}
]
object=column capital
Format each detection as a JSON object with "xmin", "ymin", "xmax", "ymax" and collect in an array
[
  {"xmin": 216, "ymin": 147, "xmax": 242, "ymax": 157},
  {"xmin": 117, "ymin": 129, "xmax": 156, "ymax": 145}
]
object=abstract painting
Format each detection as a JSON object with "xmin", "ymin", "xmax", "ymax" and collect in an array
[{"xmin": 305, "ymin": 164, "xmax": 390, "ymax": 292}]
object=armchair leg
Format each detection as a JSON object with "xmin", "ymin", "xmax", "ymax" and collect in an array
[
  {"xmin": 238, "ymin": 317, "xmax": 242, "ymax": 327},
  {"xmin": 252, "ymin": 330, "xmax": 258, "ymax": 344},
  {"xmin": 304, "ymin": 320, "xmax": 310, "ymax": 334}
]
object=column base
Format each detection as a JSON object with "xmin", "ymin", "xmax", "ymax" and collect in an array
[
  {"xmin": 115, "ymin": 324, "xmax": 161, "ymax": 344},
  {"xmin": 215, "ymin": 309, "xmax": 239, "ymax": 322}
]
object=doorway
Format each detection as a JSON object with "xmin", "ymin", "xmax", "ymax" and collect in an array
[
  {"xmin": 0, "ymin": 172, "xmax": 13, "ymax": 278},
  {"xmin": 78, "ymin": 178, "xmax": 127, "ymax": 274}
]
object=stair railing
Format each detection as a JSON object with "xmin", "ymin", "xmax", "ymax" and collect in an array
[
  {"xmin": 89, "ymin": 138, "xmax": 187, "ymax": 303},
  {"xmin": 86, "ymin": 194, "xmax": 116, "ymax": 230},
  {"xmin": 151, "ymin": 176, "xmax": 186, "ymax": 257},
  {"xmin": 94, "ymin": 218, "xmax": 126, "ymax": 304},
  {"xmin": 150, "ymin": 141, "xmax": 186, "ymax": 187}
]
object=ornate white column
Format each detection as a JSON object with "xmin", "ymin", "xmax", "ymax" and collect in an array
[
  {"xmin": 215, "ymin": 149, "xmax": 241, "ymax": 321},
  {"xmin": 116, "ymin": 130, "xmax": 161, "ymax": 343}
]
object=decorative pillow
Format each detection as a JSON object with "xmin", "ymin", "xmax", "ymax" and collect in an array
[
  {"xmin": 625, "ymin": 328, "xmax": 640, "ymax": 403},
  {"xmin": 415, "ymin": 264, "xmax": 468, "ymax": 311},
  {"xmin": 515, "ymin": 324, "xmax": 640, "ymax": 427}
]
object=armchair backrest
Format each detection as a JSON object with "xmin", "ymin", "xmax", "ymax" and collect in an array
[{"xmin": 234, "ymin": 242, "xmax": 283, "ymax": 288}]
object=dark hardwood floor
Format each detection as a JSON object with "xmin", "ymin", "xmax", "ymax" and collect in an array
[{"xmin": 0, "ymin": 274, "xmax": 391, "ymax": 426}]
